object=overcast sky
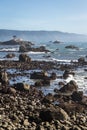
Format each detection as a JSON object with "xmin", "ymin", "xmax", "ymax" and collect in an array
[{"xmin": 0, "ymin": 0, "xmax": 87, "ymax": 34}]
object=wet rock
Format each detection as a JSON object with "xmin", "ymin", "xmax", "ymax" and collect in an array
[
  {"xmin": 6, "ymin": 53, "xmax": 15, "ymax": 58},
  {"xmin": 78, "ymin": 57, "xmax": 85, "ymax": 64},
  {"xmin": 71, "ymin": 91, "xmax": 83, "ymax": 102},
  {"xmin": 50, "ymin": 72, "xmax": 57, "ymax": 80},
  {"xmin": 35, "ymin": 79, "xmax": 50, "ymax": 86},
  {"xmin": 58, "ymin": 82, "xmax": 65, "ymax": 87},
  {"xmin": 65, "ymin": 45, "xmax": 79, "ymax": 50},
  {"xmin": 19, "ymin": 54, "xmax": 31, "ymax": 62},
  {"xmin": 19, "ymin": 44, "xmax": 31, "ymax": 52},
  {"xmin": 0, "ymin": 71, "xmax": 9, "ymax": 85},
  {"xmin": 63, "ymin": 70, "xmax": 75, "ymax": 79},
  {"xmin": 30, "ymin": 71, "xmax": 48, "ymax": 80},
  {"xmin": 59, "ymin": 80, "xmax": 78, "ymax": 93},
  {"xmin": 53, "ymin": 40, "xmax": 61, "ymax": 44},
  {"xmin": 14, "ymin": 83, "xmax": 30, "ymax": 91}
]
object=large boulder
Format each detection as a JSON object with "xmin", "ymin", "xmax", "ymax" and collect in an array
[
  {"xmin": 39, "ymin": 107, "xmax": 70, "ymax": 122},
  {"xmin": 59, "ymin": 80, "xmax": 78, "ymax": 93},
  {"xmin": 0, "ymin": 71, "xmax": 9, "ymax": 85},
  {"xmin": 19, "ymin": 54, "xmax": 31, "ymax": 62}
]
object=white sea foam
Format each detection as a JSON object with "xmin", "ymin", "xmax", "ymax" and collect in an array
[
  {"xmin": 0, "ymin": 48, "xmax": 18, "ymax": 51},
  {"xmin": 26, "ymin": 51, "xmax": 45, "ymax": 54}
]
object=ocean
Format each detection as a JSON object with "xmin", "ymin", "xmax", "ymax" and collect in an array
[{"xmin": 0, "ymin": 41, "xmax": 87, "ymax": 95}]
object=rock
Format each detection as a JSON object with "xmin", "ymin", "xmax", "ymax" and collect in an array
[
  {"xmin": 53, "ymin": 40, "xmax": 61, "ymax": 44},
  {"xmin": 63, "ymin": 70, "xmax": 75, "ymax": 79},
  {"xmin": 39, "ymin": 107, "xmax": 69, "ymax": 122},
  {"xmin": 30, "ymin": 71, "xmax": 48, "ymax": 80},
  {"xmin": 59, "ymin": 80, "xmax": 78, "ymax": 93},
  {"xmin": 6, "ymin": 53, "xmax": 15, "ymax": 58},
  {"xmin": 50, "ymin": 72, "xmax": 57, "ymax": 80},
  {"xmin": 14, "ymin": 83, "xmax": 30, "ymax": 91},
  {"xmin": 78, "ymin": 57, "xmax": 85, "ymax": 63},
  {"xmin": 71, "ymin": 91, "xmax": 83, "ymax": 102},
  {"xmin": 19, "ymin": 44, "xmax": 31, "ymax": 52},
  {"xmin": 0, "ymin": 86, "xmax": 16, "ymax": 95},
  {"xmin": 19, "ymin": 54, "xmax": 31, "ymax": 62},
  {"xmin": 65, "ymin": 45, "xmax": 79, "ymax": 50},
  {"xmin": 24, "ymin": 119, "xmax": 30, "ymax": 126},
  {"xmin": 58, "ymin": 82, "xmax": 65, "ymax": 87},
  {"xmin": 35, "ymin": 79, "xmax": 50, "ymax": 86},
  {"xmin": 0, "ymin": 71, "xmax": 9, "ymax": 85}
]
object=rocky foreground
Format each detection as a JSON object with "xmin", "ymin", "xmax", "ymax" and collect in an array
[{"xmin": 0, "ymin": 55, "xmax": 87, "ymax": 130}]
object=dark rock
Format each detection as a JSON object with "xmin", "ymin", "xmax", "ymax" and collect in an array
[
  {"xmin": 30, "ymin": 71, "xmax": 48, "ymax": 79},
  {"xmin": 39, "ymin": 107, "xmax": 69, "ymax": 122},
  {"xmin": 63, "ymin": 70, "xmax": 75, "ymax": 79},
  {"xmin": 42, "ymin": 79, "xmax": 50, "ymax": 86},
  {"xmin": 0, "ymin": 86, "xmax": 16, "ymax": 95},
  {"xmin": 59, "ymin": 80, "xmax": 78, "ymax": 93},
  {"xmin": 19, "ymin": 54, "xmax": 31, "ymax": 62},
  {"xmin": 14, "ymin": 83, "xmax": 30, "ymax": 91},
  {"xmin": 6, "ymin": 53, "xmax": 15, "ymax": 58},
  {"xmin": 19, "ymin": 44, "xmax": 31, "ymax": 52},
  {"xmin": 78, "ymin": 57, "xmax": 85, "ymax": 63},
  {"xmin": 50, "ymin": 72, "xmax": 57, "ymax": 80},
  {"xmin": 53, "ymin": 40, "xmax": 61, "ymax": 44},
  {"xmin": 65, "ymin": 45, "xmax": 79, "ymax": 50},
  {"xmin": 58, "ymin": 82, "xmax": 65, "ymax": 86},
  {"xmin": 35, "ymin": 79, "xmax": 50, "ymax": 86},
  {"xmin": 71, "ymin": 91, "xmax": 83, "ymax": 102}
]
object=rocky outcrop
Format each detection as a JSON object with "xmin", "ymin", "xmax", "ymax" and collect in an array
[
  {"xmin": 59, "ymin": 80, "xmax": 78, "ymax": 93},
  {"xmin": 6, "ymin": 53, "xmax": 15, "ymax": 58},
  {"xmin": 19, "ymin": 45, "xmax": 50, "ymax": 52},
  {"xmin": 65, "ymin": 45, "xmax": 79, "ymax": 50},
  {"xmin": 19, "ymin": 54, "xmax": 31, "ymax": 62},
  {"xmin": 39, "ymin": 107, "xmax": 70, "ymax": 122},
  {"xmin": 78, "ymin": 57, "xmax": 85, "ymax": 64},
  {"xmin": 63, "ymin": 70, "xmax": 75, "ymax": 79}
]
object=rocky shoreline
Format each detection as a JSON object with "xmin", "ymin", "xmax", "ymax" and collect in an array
[{"xmin": 0, "ymin": 55, "xmax": 87, "ymax": 130}]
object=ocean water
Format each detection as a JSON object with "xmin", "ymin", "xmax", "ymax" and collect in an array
[{"xmin": 0, "ymin": 41, "xmax": 87, "ymax": 95}]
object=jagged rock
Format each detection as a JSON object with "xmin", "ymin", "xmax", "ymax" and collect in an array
[
  {"xmin": 6, "ymin": 53, "xmax": 15, "ymax": 58},
  {"xmin": 71, "ymin": 91, "xmax": 83, "ymax": 102},
  {"xmin": 78, "ymin": 57, "xmax": 85, "ymax": 63},
  {"xmin": 35, "ymin": 79, "xmax": 50, "ymax": 86},
  {"xmin": 65, "ymin": 45, "xmax": 79, "ymax": 50},
  {"xmin": 19, "ymin": 54, "xmax": 31, "ymax": 62},
  {"xmin": 50, "ymin": 72, "xmax": 57, "ymax": 80},
  {"xmin": 63, "ymin": 70, "xmax": 75, "ymax": 79},
  {"xmin": 59, "ymin": 80, "xmax": 78, "ymax": 93},
  {"xmin": 14, "ymin": 83, "xmax": 30, "ymax": 91}
]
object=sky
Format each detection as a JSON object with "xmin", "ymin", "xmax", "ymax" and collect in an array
[{"xmin": 0, "ymin": 0, "xmax": 87, "ymax": 34}]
